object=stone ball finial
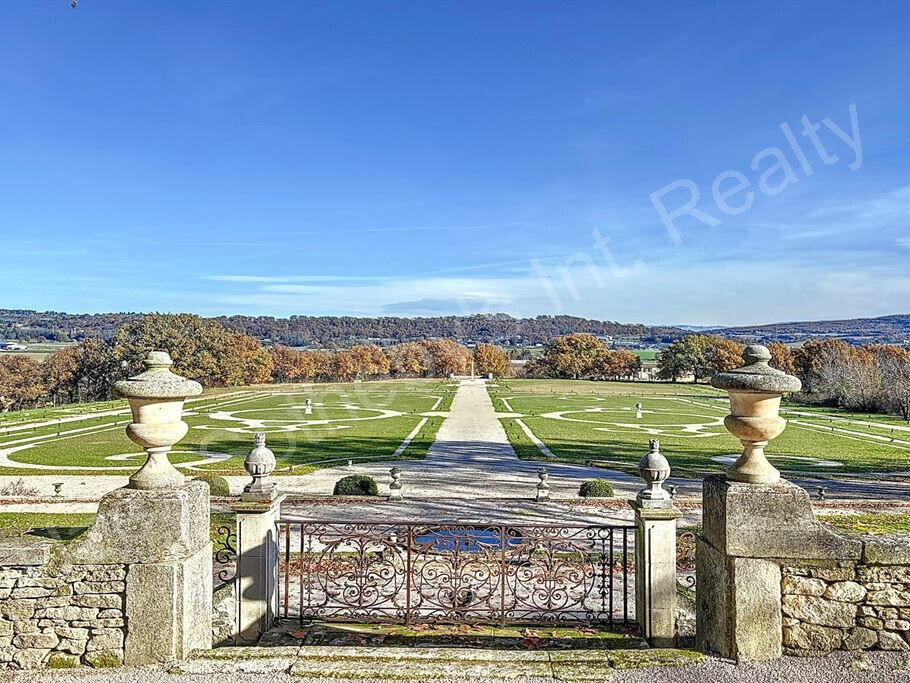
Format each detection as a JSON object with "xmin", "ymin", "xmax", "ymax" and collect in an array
[
  {"xmin": 145, "ymin": 350, "xmax": 174, "ymax": 369},
  {"xmin": 637, "ymin": 439, "xmax": 671, "ymax": 501},
  {"xmin": 242, "ymin": 432, "xmax": 277, "ymax": 501},
  {"xmin": 743, "ymin": 344, "xmax": 771, "ymax": 364}
]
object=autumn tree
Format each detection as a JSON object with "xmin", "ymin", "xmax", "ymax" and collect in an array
[
  {"xmin": 113, "ymin": 313, "xmax": 269, "ymax": 387},
  {"xmin": 270, "ymin": 345, "xmax": 307, "ymax": 383},
  {"xmin": 349, "ymin": 344, "xmax": 390, "ymax": 379},
  {"xmin": 767, "ymin": 342, "xmax": 797, "ymax": 375},
  {"xmin": 600, "ymin": 349, "xmax": 642, "ymax": 380},
  {"xmin": 385, "ymin": 342, "xmax": 430, "ymax": 378},
  {"xmin": 0, "ymin": 356, "xmax": 45, "ymax": 411},
  {"xmin": 422, "ymin": 339, "xmax": 472, "ymax": 377},
  {"xmin": 42, "ymin": 338, "xmax": 119, "ymax": 403},
  {"xmin": 541, "ymin": 334, "xmax": 608, "ymax": 379},
  {"xmin": 473, "ymin": 343, "xmax": 511, "ymax": 378}
]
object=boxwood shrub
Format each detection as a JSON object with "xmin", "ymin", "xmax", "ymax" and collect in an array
[
  {"xmin": 333, "ymin": 474, "xmax": 379, "ymax": 496},
  {"xmin": 578, "ymin": 479, "xmax": 614, "ymax": 499},
  {"xmin": 193, "ymin": 472, "xmax": 232, "ymax": 497}
]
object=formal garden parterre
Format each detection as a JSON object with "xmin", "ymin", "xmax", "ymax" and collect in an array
[{"xmin": 490, "ymin": 379, "xmax": 910, "ymax": 478}]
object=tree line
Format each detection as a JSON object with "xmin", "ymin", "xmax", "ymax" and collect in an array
[
  {"xmin": 0, "ymin": 315, "xmax": 512, "ymax": 412},
  {"xmin": 0, "ymin": 309, "xmax": 678, "ymax": 347},
  {"xmin": 654, "ymin": 335, "xmax": 910, "ymax": 420}
]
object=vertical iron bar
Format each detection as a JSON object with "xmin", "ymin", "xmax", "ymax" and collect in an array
[
  {"xmin": 500, "ymin": 525, "xmax": 506, "ymax": 626},
  {"xmin": 599, "ymin": 532, "xmax": 607, "ymax": 619},
  {"xmin": 623, "ymin": 527, "xmax": 629, "ymax": 625},
  {"xmin": 283, "ymin": 522, "xmax": 290, "ymax": 620},
  {"xmin": 608, "ymin": 528, "xmax": 614, "ymax": 625},
  {"xmin": 299, "ymin": 523, "xmax": 304, "ymax": 621},
  {"xmin": 405, "ymin": 525, "xmax": 412, "ymax": 626}
]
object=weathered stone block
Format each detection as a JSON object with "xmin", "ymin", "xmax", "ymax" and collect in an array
[
  {"xmin": 73, "ymin": 594, "xmax": 122, "ymax": 609},
  {"xmin": 10, "ymin": 586, "xmax": 55, "ymax": 599},
  {"xmin": 13, "ymin": 631, "xmax": 59, "ymax": 649},
  {"xmin": 38, "ymin": 606, "xmax": 98, "ymax": 621},
  {"xmin": 701, "ymin": 476, "xmax": 862, "ymax": 561},
  {"xmin": 0, "ymin": 536, "xmax": 53, "ymax": 566},
  {"xmin": 782, "ymin": 595, "xmax": 857, "ymax": 627},
  {"xmin": 54, "ymin": 626, "xmax": 89, "ymax": 640},
  {"xmin": 782, "ymin": 623, "xmax": 842, "ymax": 652},
  {"xmin": 74, "ymin": 581, "xmax": 125, "ymax": 594},
  {"xmin": 0, "ymin": 600, "xmax": 35, "ymax": 621},
  {"xmin": 57, "ymin": 637, "xmax": 89, "ymax": 655},
  {"xmin": 868, "ymin": 589, "xmax": 910, "ymax": 607},
  {"xmin": 824, "ymin": 581, "xmax": 867, "ymax": 603},
  {"xmin": 812, "ymin": 567, "xmax": 857, "ymax": 582},
  {"xmin": 87, "ymin": 629, "xmax": 124, "ymax": 652},
  {"xmin": 782, "ymin": 576, "xmax": 826, "ymax": 596},
  {"xmin": 864, "ymin": 537, "xmax": 910, "ymax": 565},
  {"xmin": 860, "ymin": 617, "xmax": 884, "ymax": 629},
  {"xmin": 13, "ymin": 648, "xmax": 50, "ymax": 669},
  {"xmin": 879, "ymin": 631, "xmax": 910, "ymax": 651},
  {"xmin": 885, "ymin": 620, "xmax": 910, "ymax": 631},
  {"xmin": 844, "ymin": 627, "xmax": 878, "ymax": 650}
]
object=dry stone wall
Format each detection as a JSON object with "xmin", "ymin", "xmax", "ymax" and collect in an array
[
  {"xmin": 0, "ymin": 545, "xmax": 126, "ymax": 670},
  {"xmin": 782, "ymin": 557, "xmax": 910, "ymax": 654}
]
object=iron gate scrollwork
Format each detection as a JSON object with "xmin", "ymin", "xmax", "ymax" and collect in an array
[{"xmin": 276, "ymin": 520, "xmax": 636, "ymax": 626}]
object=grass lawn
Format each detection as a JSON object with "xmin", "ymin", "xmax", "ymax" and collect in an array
[
  {"xmin": 492, "ymin": 379, "xmax": 910, "ymax": 478},
  {"xmin": 818, "ymin": 513, "xmax": 910, "ymax": 535},
  {"xmin": 0, "ymin": 511, "xmax": 236, "ymax": 545},
  {"xmin": 0, "ymin": 380, "xmax": 454, "ymax": 476}
]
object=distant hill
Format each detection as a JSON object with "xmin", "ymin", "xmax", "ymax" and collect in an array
[
  {"xmin": 716, "ymin": 314, "xmax": 910, "ymax": 345},
  {"xmin": 1, "ymin": 309, "xmax": 907, "ymax": 348},
  {"xmin": 0, "ymin": 310, "xmax": 679, "ymax": 347}
]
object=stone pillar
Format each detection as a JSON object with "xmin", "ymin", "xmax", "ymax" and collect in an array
[
  {"xmin": 631, "ymin": 439, "xmax": 680, "ymax": 647},
  {"xmin": 61, "ymin": 351, "xmax": 212, "ymax": 665},
  {"xmin": 232, "ymin": 495, "xmax": 285, "ymax": 643},
  {"xmin": 631, "ymin": 500, "xmax": 681, "ymax": 647}
]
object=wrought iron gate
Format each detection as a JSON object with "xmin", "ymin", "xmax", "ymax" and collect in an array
[{"xmin": 276, "ymin": 520, "xmax": 636, "ymax": 626}]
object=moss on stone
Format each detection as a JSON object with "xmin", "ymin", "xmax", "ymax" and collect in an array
[
  {"xmin": 84, "ymin": 650, "xmax": 123, "ymax": 668},
  {"xmin": 47, "ymin": 652, "xmax": 80, "ymax": 669}
]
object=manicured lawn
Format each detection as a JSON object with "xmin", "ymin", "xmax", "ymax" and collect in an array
[
  {"xmin": 818, "ymin": 513, "xmax": 910, "ymax": 535},
  {"xmin": 491, "ymin": 379, "xmax": 910, "ymax": 477},
  {"xmin": 0, "ymin": 380, "xmax": 454, "ymax": 476}
]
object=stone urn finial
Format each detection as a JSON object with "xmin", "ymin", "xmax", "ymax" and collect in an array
[
  {"xmin": 536, "ymin": 467, "xmax": 551, "ymax": 502},
  {"xmin": 389, "ymin": 466, "xmax": 403, "ymax": 501},
  {"xmin": 711, "ymin": 344, "xmax": 802, "ymax": 484},
  {"xmin": 637, "ymin": 439, "xmax": 671, "ymax": 501},
  {"xmin": 114, "ymin": 351, "xmax": 202, "ymax": 490},
  {"xmin": 242, "ymin": 432, "xmax": 277, "ymax": 501}
]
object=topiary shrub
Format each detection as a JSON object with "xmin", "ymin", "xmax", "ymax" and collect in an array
[
  {"xmin": 333, "ymin": 474, "xmax": 379, "ymax": 496},
  {"xmin": 193, "ymin": 472, "xmax": 232, "ymax": 497},
  {"xmin": 578, "ymin": 479, "xmax": 614, "ymax": 499}
]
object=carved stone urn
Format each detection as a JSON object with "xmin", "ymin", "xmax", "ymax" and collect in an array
[
  {"xmin": 637, "ymin": 439, "xmax": 671, "ymax": 501},
  {"xmin": 710, "ymin": 344, "xmax": 802, "ymax": 484},
  {"xmin": 242, "ymin": 433, "xmax": 277, "ymax": 501},
  {"xmin": 114, "ymin": 351, "xmax": 202, "ymax": 490}
]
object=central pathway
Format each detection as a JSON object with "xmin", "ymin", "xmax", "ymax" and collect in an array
[{"xmin": 281, "ymin": 378, "xmax": 648, "ymax": 501}]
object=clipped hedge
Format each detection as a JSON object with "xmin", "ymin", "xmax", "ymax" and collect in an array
[
  {"xmin": 578, "ymin": 479, "xmax": 614, "ymax": 499},
  {"xmin": 333, "ymin": 474, "xmax": 379, "ymax": 496},
  {"xmin": 193, "ymin": 472, "xmax": 232, "ymax": 497}
]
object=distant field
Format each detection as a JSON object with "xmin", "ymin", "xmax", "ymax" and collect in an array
[
  {"xmin": 0, "ymin": 380, "xmax": 455, "ymax": 476},
  {"xmin": 0, "ymin": 341, "xmax": 75, "ymax": 362},
  {"xmin": 630, "ymin": 350, "xmax": 658, "ymax": 361},
  {"xmin": 490, "ymin": 379, "xmax": 910, "ymax": 477}
]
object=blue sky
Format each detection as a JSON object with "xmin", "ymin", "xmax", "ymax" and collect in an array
[{"xmin": 2, "ymin": 1, "xmax": 909, "ymax": 326}]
